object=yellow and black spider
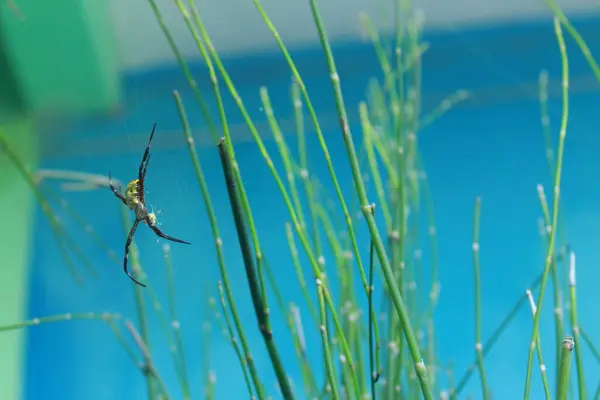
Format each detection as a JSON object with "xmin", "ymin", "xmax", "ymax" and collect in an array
[{"xmin": 109, "ymin": 123, "xmax": 191, "ymax": 287}]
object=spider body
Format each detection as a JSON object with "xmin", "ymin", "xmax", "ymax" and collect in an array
[
  {"xmin": 109, "ymin": 123, "xmax": 190, "ymax": 287},
  {"xmin": 124, "ymin": 179, "xmax": 141, "ymax": 208},
  {"xmin": 124, "ymin": 178, "xmax": 157, "ymax": 225}
]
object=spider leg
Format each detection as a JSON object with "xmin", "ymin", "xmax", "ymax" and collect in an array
[
  {"xmin": 108, "ymin": 170, "xmax": 127, "ymax": 206},
  {"xmin": 146, "ymin": 217, "xmax": 191, "ymax": 245},
  {"xmin": 124, "ymin": 218, "xmax": 146, "ymax": 287},
  {"xmin": 138, "ymin": 123, "xmax": 157, "ymax": 204},
  {"xmin": 138, "ymin": 154, "xmax": 152, "ymax": 205},
  {"xmin": 142, "ymin": 153, "xmax": 151, "ymax": 180}
]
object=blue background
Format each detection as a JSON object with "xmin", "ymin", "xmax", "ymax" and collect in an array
[{"xmin": 24, "ymin": 13, "xmax": 600, "ymax": 400}]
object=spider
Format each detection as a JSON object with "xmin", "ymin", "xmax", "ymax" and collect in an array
[{"xmin": 109, "ymin": 123, "xmax": 191, "ymax": 287}]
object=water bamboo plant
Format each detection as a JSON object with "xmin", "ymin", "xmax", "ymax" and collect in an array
[{"xmin": 1, "ymin": 0, "xmax": 599, "ymax": 399}]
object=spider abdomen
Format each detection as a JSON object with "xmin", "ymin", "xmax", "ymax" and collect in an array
[{"xmin": 125, "ymin": 179, "xmax": 141, "ymax": 209}]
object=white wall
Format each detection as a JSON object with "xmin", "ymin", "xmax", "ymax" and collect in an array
[{"xmin": 109, "ymin": 0, "xmax": 599, "ymax": 71}]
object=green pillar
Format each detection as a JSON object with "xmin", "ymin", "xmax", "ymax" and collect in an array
[
  {"xmin": 0, "ymin": 1, "xmax": 120, "ymax": 398},
  {"xmin": 0, "ymin": 118, "xmax": 37, "ymax": 400},
  {"xmin": 0, "ymin": 0, "xmax": 120, "ymax": 115}
]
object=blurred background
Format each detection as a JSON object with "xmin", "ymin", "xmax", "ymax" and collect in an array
[{"xmin": 1, "ymin": 0, "xmax": 600, "ymax": 399}]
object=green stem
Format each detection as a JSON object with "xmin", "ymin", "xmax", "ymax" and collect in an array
[
  {"xmin": 523, "ymin": 17, "xmax": 570, "ymax": 400},
  {"xmin": 568, "ymin": 250, "xmax": 587, "ymax": 399},
  {"xmin": 537, "ymin": 72, "xmax": 568, "ymax": 394},
  {"xmin": 472, "ymin": 197, "xmax": 489, "ymax": 400},
  {"xmin": 182, "ymin": 0, "xmax": 271, "ymax": 326},
  {"xmin": 162, "ymin": 245, "xmax": 191, "ymax": 399},
  {"xmin": 285, "ymin": 223, "xmax": 319, "ymax": 324},
  {"xmin": 316, "ymin": 279, "xmax": 341, "ymax": 400},
  {"xmin": 174, "ymin": 91, "xmax": 265, "ymax": 399},
  {"xmin": 253, "ymin": 0, "xmax": 371, "ymax": 300},
  {"xmin": 308, "ymin": 1, "xmax": 433, "ymax": 398},
  {"xmin": 118, "ymin": 206, "xmax": 154, "ymax": 399},
  {"xmin": 260, "ymin": 87, "xmax": 306, "ymax": 230},
  {"xmin": 558, "ymin": 336, "xmax": 575, "ymax": 400},
  {"xmin": 0, "ymin": 312, "xmax": 119, "ymax": 331},
  {"xmin": 0, "ymin": 132, "xmax": 85, "ymax": 283},
  {"xmin": 217, "ymin": 137, "xmax": 294, "ymax": 400},
  {"xmin": 216, "ymin": 281, "xmax": 255, "ymax": 399},
  {"xmin": 147, "ymin": 0, "xmax": 218, "ymax": 142},
  {"xmin": 368, "ymin": 218, "xmax": 380, "ymax": 400},
  {"xmin": 292, "ymin": 83, "xmax": 323, "ymax": 257},
  {"xmin": 579, "ymin": 327, "xmax": 600, "ymax": 363},
  {"xmin": 546, "ymin": 0, "xmax": 600, "ymax": 82},
  {"xmin": 452, "ymin": 270, "xmax": 544, "ymax": 397},
  {"xmin": 124, "ymin": 320, "xmax": 171, "ymax": 400},
  {"xmin": 525, "ymin": 290, "xmax": 552, "ymax": 399}
]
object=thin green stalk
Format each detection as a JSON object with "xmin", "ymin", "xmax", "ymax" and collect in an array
[
  {"xmin": 426, "ymin": 320, "xmax": 436, "ymax": 390},
  {"xmin": 389, "ymin": 4, "xmax": 412, "ymax": 387},
  {"xmin": 143, "ymin": 282, "xmax": 188, "ymax": 396},
  {"xmin": 394, "ymin": 0, "xmax": 406, "ymax": 150},
  {"xmin": 259, "ymin": 253, "xmax": 320, "ymax": 398},
  {"xmin": 174, "ymin": 91, "xmax": 265, "ymax": 399},
  {"xmin": 525, "ymin": 290, "xmax": 552, "ymax": 399},
  {"xmin": 292, "ymin": 82, "xmax": 323, "ymax": 257},
  {"xmin": 201, "ymin": 302, "xmax": 213, "ymax": 400},
  {"xmin": 579, "ymin": 327, "xmax": 600, "ymax": 363},
  {"xmin": 204, "ymin": 371, "xmax": 216, "ymax": 400},
  {"xmin": 184, "ymin": 8, "xmax": 360, "ymax": 392},
  {"xmin": 162, "ymin": 244, "xmax": 191, "ymax": 399},
  {"xmin": 322, "ymin": 288, "xmax": 362, "ymax": 397},
  {"xmin": 118, "ymin": 205, "xmax": 155, "ymax": 400},
  {"xmin": 568, "ymin": 250, "xmax": 587, "ymax": 399},
  {"xmin": 386, "ymin": 236, "xmax": 401, "ymax": 400},
  {"xmin": 0, "ymin": 132, "xmax": 86, "ymax": 283},
  {"xmin": 253, "ymin": 0, "xmax": 371, "ymax": 301},
  {"xmin": 5, "ymin": 309, "xmax": 138, "ymax": 376},
  {"xmin": 359, "ymin": 11, "xmax": 400, "ymax": 124},
  {"xmin": 415, "ymin": 153, "xmax": 441, "ymax": 326},
  {"xmin": 538, "ymin": 71, "xmax": 568, "ymax": 392},
  {"xmin": 404, "ymin": 13, "xmax": 424, "ymax": 164},
  {"xmin": 558, "ymin": 336, "xmax": 575, "ymax": 400},
  {"xmin": 308, "ymin": 1, "xmax": 433, "ymax": 398},
  {"xmin": 216, "ymin": 281, "xmax": 255, "ymax": 399},
  {"xmin": 368, "ymin": 216, "xmax": 380, "ymax": 400},
  {"xmin": 351, "ymin": 318, "xmax": 367, "ymax": 396},
  {"xmin": 285, "ymin": 223, "xmax": 319, "ymax": 324},
  {"xmin": 360, "ymin": 102, "xmax": 392, "ymax": 230},
  {"xmin": 146, "ymin": 0, "xmax": 218, "ymax": 142},
  {"xmin": 537, "ymin": 183, "xmax": 566, "ymax": 398},
  {"xmin": 104, "ymin": 318, "xmax": 143, "ymax": 367},
  {"xmin": 417, "ymin": 90, "xmax": 470, "ymax": 131},
  {"xmin": 0, "ymin": 312, "xmax": 120, "ymax": 331},
  {"xmin": 472, "ymin": 197, "xmax": 489, "ymax": 400},
  {"xmin": 546, "ymin": 0, "xmax": 600, "ymax": 82},
  {"xmin": 156, "ymin": 0, "xmax": 269, "ymax": 325},
  {"xmin": 124, "ymin": 320, "xmax": 171, "ymax": 400},
  {"xmin": 217, "ymin": 137, "xmax": 294, "ymax": 400},
  {"xmin": 452, "ymin": 270, "xmax": 544, "ymax": 397},
  {"xmin": 316, "ymin": 278, "xmax": 341, "ymax": 400},
  {"xmin": 365, "ymin": 81, "xmax": 398, "ymax": 185},
  {"xmin": 181, "ymin": 0, "xmax": 271, "ymax": 324},
  {"xmin": 41, "ymin": 185, "xmax": 119, "ymax": 264},
  {"xmin": 349, "ymin": 103, "xmax": 384, "ymax": 390},
  {"xmin": 387, "ymin": 127, "xmax": 407, "ymax": 400},
  {"xmin": 289, "ymin": 303, "xmax": 320, "ymax": 397},
  {"xmin": 523, "ymin": 17, "xmax": 570, "ymax": 400},
  {"xmin": 260, "ymin": 86, "xmax": 306, "ymax": 229}
]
